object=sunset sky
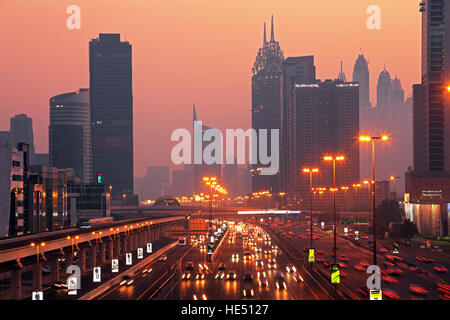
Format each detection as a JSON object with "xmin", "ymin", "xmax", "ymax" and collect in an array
[{"xmin": 0, "ymin": 0, "xmax": 421, "ymax": 178}]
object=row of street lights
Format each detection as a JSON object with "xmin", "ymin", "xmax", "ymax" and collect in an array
[{"xmin": 303, "ymin": 135, "xmax": 389, "ymax": 267}]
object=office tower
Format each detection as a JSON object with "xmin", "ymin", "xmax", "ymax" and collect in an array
[
  {"xmin": 286, "ymin": 80, "xmax": 359, "ymax": 201},
  {"xmin": 0, "ymin": 131, "xmax": 10, "ymax": 146},
  {"xmin": 33, "ymin": 153, "xmax": 49, "ymax": 167},
  {"xmin": 405, "ymin": 0, "xmax": 450, "ymax": 237},
  {"xmin": 89, "ymin": 34, "xmax": 133, "ymax": 196},
  {"xmin": 391, "ymin": 76, "xmax": 405, "ymax": 107},
  {"xmin": 280, "ymin": 56, "xmax": 316, "ymax": 193},
  {"xmin": 251, "ymin": 16, "xmax": 284, "ymax": 193},
  {"xmin": 192, "ymin": 105, "xmax": 221, "ymax": 194},
  {"xmin": 10, "ymin": 114, "xmax": 35, "ymax": 164},
  {"xmin": 352, "ymin": 53, "xmax": 371, "ymax": 108},
  {"xmin": 49, "ymin": 88, "xmax": 92, "ymax": 183},
  {"xmin": 140, "ymin": 166, "xmax": 170, "ymax": 200},
  {"xmin": 376, "ymin": 66, "xmax": 392, "ymax": 109},
  {"xmin": 169, "ymin": 166, "xmax": 194, "ymax": 197}
]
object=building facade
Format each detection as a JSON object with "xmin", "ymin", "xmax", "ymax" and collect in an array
[
  {"xmin": 49, "ymin": 88, "xmax": 92, "ymax": 184},
  {"xmin": 251, "ymin": 16, "xmax": 284, "ymax": 194},
  {"xmin": 10, "ymin": 114, "xmax": 35, "ymax": 164},
  {"xmin": 89, "ymin": 33, "xmax": 134, "ymax": 196}
]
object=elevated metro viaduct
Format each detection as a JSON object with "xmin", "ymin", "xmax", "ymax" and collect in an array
[{"xmin": 0, "ymin": 215, "xmax": 186, "ymax": 300}]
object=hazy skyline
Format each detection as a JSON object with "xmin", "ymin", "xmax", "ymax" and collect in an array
[{"xmin": 0, "ymin": 0, "xmax": 420, "ymax": 177}]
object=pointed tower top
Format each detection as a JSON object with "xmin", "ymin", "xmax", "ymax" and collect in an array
[
  {"xmin": 193, "ymin": 104, "xmax": 198, "ymax": 122},
  {"xmin": 270, "ymin": 15, "xmax": 275, "ymax": 42},
  {"xmin": 263, "ymin": 22, "xmax": 267, "ymax": 44},
  {"xmin": 337, "ymin": 60, "xmax": 347, "ymax": 82}
]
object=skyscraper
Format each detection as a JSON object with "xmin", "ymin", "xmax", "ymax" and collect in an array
[
  {"xmin": 405, "ymin": 0, "xmax": 450, "ymax": 237},
  {"xmin": 251, "ymin": 16, "xmax": 284, "ymax": 193},
  {"xmin": 192, "ymin": 105, "xmax": 221, "ymax": 195},
  {"xmin": 286, "ymin": 80, "xmax": 359, "ymax": 199},
  {"xmin": 10, "ymin": 114, "xmax": 35, "ymax": 164},
  {"xmin": 49, "ymin": 88, "xmax": 92, "ymax": 183},
  {"xmin": 352, "ymin": 53, "xmax": 371, "ymax": 108},
  {"xmin": 89, "ymin": 34, "xmax": 133, "ymax": 196},
  {"xmin": 280, "ymin": 56, "xmax": 316, "ymax": 193},
  {"xmin": 376, "ymin": 66, "xmax": 392, "ymax": 109}
]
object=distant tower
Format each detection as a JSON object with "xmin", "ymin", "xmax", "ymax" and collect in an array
[
  {"xmin": 337, "ymin": 61, "xmax": 346, "ymax": 82},
  {"xmin": 352, "ymin": 53, "xmax": 371, "ymax": 108},
  {"xmin": 377, "ymin": 66, "xmax": 392, "ymax": 109},
  {"xmin": 10, "ymin": 114, "xmax": 35, "ymax": 163},
  {"xmin": 390, "ymin": 75, "xmax": 405, "ymax": 107}
]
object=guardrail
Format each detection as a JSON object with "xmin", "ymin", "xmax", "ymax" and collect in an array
[
  {"xmin": 211, "ymin": 228, "xmax": 229, "ymax": 264},
  {"xmin": 78, "ymin": 240, "xmax": 179, "ymax": 300}
]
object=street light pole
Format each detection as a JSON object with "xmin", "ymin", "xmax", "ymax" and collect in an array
[
  {"xmin": 360, "ymin": 135, "xmax": 389, "ymax": 266},
  {"xmin": 303, "ymin": 168, "xmax": 319, "ymax": 248}
]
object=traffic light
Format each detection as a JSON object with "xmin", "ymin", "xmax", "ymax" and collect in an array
[{"xmin": 97, "ymin": 173, "xmax": 102, "ymax": 184}]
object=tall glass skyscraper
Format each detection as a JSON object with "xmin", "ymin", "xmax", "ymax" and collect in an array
[
  {"xmin": 10, "ymin": 114, "xmax": 35, "ymax": 163},
  {"xmin": 352, "ymin": 54, "xmax": 371, "ymax": 109},
  {"xmin": 89, "ymin": 34, "xmax": 133, "ymax": 196},
  {"xmin": 251, "ymin": 16, "xmax": 284, "ymax": 193}
]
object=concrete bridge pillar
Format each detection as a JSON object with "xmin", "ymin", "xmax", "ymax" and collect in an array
[
  {"xmin": 10, "ymin": 260, "xmax": 23, "ymax": 300},
  {"xmin": 122, "ymin": 235, "xmax": 128, "ymax": 254},
  {"xmin": 90, "ymin": 244, "xmax": 97, "ymax": 269},
  {"xmin": 32, "ymin": 254, "xmax": 45, "ymax": 291},
  {"xmin": 128, "ymin": 234, "xmax": 133, "ymax": 252},
  {"xmin": 79, "ymin": 247, "xmax": 87, "ymax": 273},
  {"xmin": 99, "ymin": 241, "xmax": 106, "ymax": 265},
  {"xmin": 50, "ymin": 257, "xmax": 60, "ymax": 283},
  {"xmin": 108, "ymin": 238, "xmax": 114, "ymax": 261},
  {"xmin": 114, "ymin": 236, "xmax": 121, "ymax": 258}
]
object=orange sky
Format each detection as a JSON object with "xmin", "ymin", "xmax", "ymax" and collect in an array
[{"xmin": 0, "ymin": 0, "xmax": 421, "ymax": 177}]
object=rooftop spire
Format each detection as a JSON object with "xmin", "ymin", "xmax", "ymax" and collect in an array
[
  {"xmin": 270, "ymin": 15, "xmax": 275, "ymax": 42},
  {"xmin": 263, "ymin": 22, "xmax": 267, "ymax": 44},
  {"xmin": 337, "ymin": 60, "xmax": 347, "ymax": 82},
  {"xmin": 193, "ymin": 104, "xmax": 197, "ymax": 122}
]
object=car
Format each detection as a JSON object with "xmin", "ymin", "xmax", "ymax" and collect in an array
[
  {"xmin": 383, "ymin": 268, "xmax": 403, "ymax": 276},
  {"xmin": 185, "ymin": 261, "xmax": 194, "ymax": 270},
  {"xmin": 243, "ymin": 273, "xmax": 253, "ymax": 281},
  {"xmin": 379, "ymin": 248, "xmax": 389, "ymax": 253},
  {"xmin": 226, "ymin": 271, "xmax": 237, "ymax": 280},
  {"xmin": 382, "ymin": 275, "xmax": 398, "ymax": 283},
  {"xmin": 434, "ymin": 266, "xmax": 448, "ymax": 273},
  {"xmin": 218, "ymin": 263, "xmax": 226, "ymax": 271},
  {"xmin": 231, "ymin": 254, "xmax": 239, "ymax": 261},
  {"xmin": 142, "ymin": 267, "xmax": 153, "ymax": 274},
  {"xmin": 181, "ymin": 271, "xmax": 192, "ymax": 280},
  {"xmin": 338, "ymin": 255, "xmax": 349, "ymax": 262},
  {"xmin": 195, "ymin": 272, "xmax": 205, "ymax": 280},
  {"xmin": 285, "ymin": 264, "xmax": 297, "ymax": 273},
  {"xmin": 409, "ymin": 284, "xmax": 428, "ymax": 296},
  {"xmin": 158, "ymin": 255, "xmax": 167, "ymax": 262},
  {"xmin": 275, "ymin": 272, "xmax": 286, "ymax": 290},
  {"xmin": 192, "ymin": 294, "xmax": 207, "ymax": 300},
  {"xmin": 360, "ymin": 260, "xmax": 370, "ymax": 268},
  {"xmin": 354, "ymin": 264, "xmax": 365, "ymax": 272},
  {"xmin": 383, "ymin": 289, "xmax": 400, "ymax": 300},
  {"xmin": 53, "ymin": 281, "xmax": 68, "ymax": 289},
  {"xmin": 258, "ymin": 276, "xmax": 268, "ymax": 287},
  {"xmin": 293, "ymin": 273, "xmax": 304, "ymax": 283},
  {"xmin": 242, "ymin": 287, "xmax": 255, "ymax": 297},
  {"xmin": 317, "ymin": 250, "xmax": 325, "ymax": 255},
  {"xmin": 119, "ymin": 275, "xmax": 134, "ymax": 286},
  {"xmin": 255, "ymin": 259, "xmax": 264, "ymax": 268},
  {"xmin": 215, "ymin": 271, "xmax": 225, "ymax": 280}
]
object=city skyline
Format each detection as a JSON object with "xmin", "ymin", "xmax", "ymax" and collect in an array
[{"xmin": 0, "ymin": 0, "xmax": 421, "ymax": 177}]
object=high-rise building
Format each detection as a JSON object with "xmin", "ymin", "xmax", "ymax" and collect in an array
[
  {"xmin": 138, "ymin": 166, "xmax": 170, "ymax": 200},
  {"xmin": 192, "ymin": 105, "xmax": 221, "ymax": 194},
  {"xmin": 0, "ymin": 131, "xmax": 10, "ymax": 146},
  {"xmin": 10, "ymin": 114, "xmax": 35, "ymax": 164},
  {"xmin": 352, "ymin": 53, "xmax": 371, "ymax": 108},
  {"xmin": 285, "ymin": 80, "xmax": 359, "ymax": 202},
  {"xmin": 89, "ymin": 34, "xmax": 133, "ymax": 196},
  {"xmin": 49, "ymin": 88, "xmax": 92, "ymax": 183},
  {"xmin": 391, "ymin": 76, "xmax": 405, "ymax": 107},
  {"xmin": 280, "ymin": 56, "xmax": 316, "ymax": 192},
  {"xmin": 376, "ymin": 67, "xmax": 392, "ymax": 109},
  {"xmin": 405, "ymin": 0, "xmax": 450, "ymax": 237},
  {"xmin": 251, "ymin": 16, "xmax": 284, "ymax": 194}
]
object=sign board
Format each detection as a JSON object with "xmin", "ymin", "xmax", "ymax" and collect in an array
[
  {"xmin": 93, "ymin": 267, "xmax": 101, "ymax": 282},
  {"xmin": 111, "ymin": 259, "xmax": 119, "ymax": 272},
  {"xmin": 126, "ymin": 253, "xmax": 132, "ymax": 265},
  {"xmin": 308, "ymin": 248, "xmax": 315, "ymax": 263},
  {"xmin": 137, "ymin": 248, "xmax": 143, "ymax": 259},
  {"xmin": 344, "ymin": 227, "xmax": 348, "ymax": 234},
  {"xmin": 146, "ymin": 243, "xmax": 152, "ymax": 253},
  {"xmin": 331, "ymin": 264, "xmax": 340, "ymax": 284},
  {"xmin": 321, "ymin": 222, "xmax": 324, "ymax": 229},
  {"xmin": 67, "ymin": 275, "xmax": 77, "ymax": 295},
  {"xmin": 32, "ymin": 291, "xmax": 43, "ymax": 300},
  {"xmin": 370, "ymin": 289, "xmax": 382, "ymax": 300}
]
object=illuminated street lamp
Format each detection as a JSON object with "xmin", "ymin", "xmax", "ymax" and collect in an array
[
  {"xmin": 323, "ymin": 155, "xmax": 345, "ymax": 264},
  {"xmin": 390, "ymin": 176, "xmax": 400, "ymax": 197},
  {"xmin": 66, "ymin": 235, "xmax": 80, "ymax": 258},
  {"xmin": 30, "ymin": 242, "xmax": 45, "ymax": 291},
  {"xmin": 302, "ymin": 168, "xmax": 319, "ymax": 248},
  {"xmin": 359, "ymin": 135, "xmax": 389, "ymax": 266}
]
